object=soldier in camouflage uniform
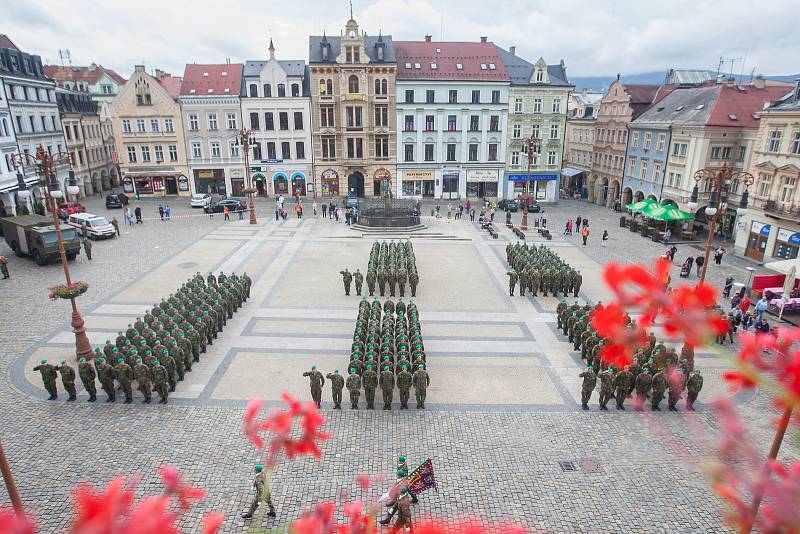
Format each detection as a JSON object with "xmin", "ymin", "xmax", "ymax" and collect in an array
[
  {"xmin": 380, "ymin": 365, "xmax": 395, "ymax": 409},
  {"xmin": 303, "ymin": 365, "xmax": 325, "ymax": 408},
  {"xmin": 151, "ymin": 359, "xmax": 169, "ymax": 403},
  {"xmin": 33, "ymin": 359, "xmax": 58, "ymax": 400},
  {"xmin": 579, "ymin": 365, "xmax": 596, "ymax": 410},
  {"xmin": 598, "ymin": 368, "xmax": 614, "ymax": 410},
  {"xmin": 685, "ymin": 370, "xmax": 703, "ymax": 411},
  {"xmin": 96, "ymin": 357, "xmax": 116, "ymax": 403},
  {"xmin": 115, "ymin": 357, "xmax": 134, "ymax": 404},
  {"xmin": 506, "ymin": 271, "xmax": 518, "ymax": 296},
  {"xmin": 650, "ymin": 369, "xmax": 667, "ymax": 411},
  {"xmin": 134, "ymin": 358, "xmax": 152, "ymax": 404},
  {"xmin": 346, "ymin": 367, "xmax": 361, "ymax": 409},
  {"xmin": 326, "ymin": 369, "xmax": 344, "ymax": 409},
  {"xmin": 396, "ymin": 363, "xmax": 413, "ymax": 409},
  {"xmin": 56, "ymin": 360, "xmax": 77, "ymax": 401},
  {"xmin": 613, "ymin": 365, "xmax": 633, "ymax": 410},
  {"xmin": 412, "ymin": 364, "xmax": 429, "ymax": 409},
  {"xmin": 362, "ymin": 364, "xmax": 379, "ymax": 409},
  {"xmin": 354, "ymin": 269, "xmax": 364, "ymax": 296},
  {"xmin": 78, "ymin": 356, "xmax": 97, "ymax": 402}
]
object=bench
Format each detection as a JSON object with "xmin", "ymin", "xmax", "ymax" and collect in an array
[{"xmin": 513, "ymin": 227, "xmax": 526, "ymax": 240}]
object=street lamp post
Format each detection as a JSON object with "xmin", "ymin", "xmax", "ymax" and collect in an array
[
  {"xmin": 688, "ymin": 163, "xmax": 754, "ymax": 285},
  {"xmin": 11, "ymin": 146, "xmax": 94, "ymax": 360},
  {"xmin": 236, "ymin": 128, "xmax": 258, "ymax": 224},
  {"xmin": 521, "ymin": 135, "xmax": 542, "ymax": 231}
]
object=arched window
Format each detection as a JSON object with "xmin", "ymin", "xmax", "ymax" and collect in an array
[
  {"xmin": 374, "ymin": 78, "xmax": 380, "ymax": 95},
  {"xmin": 277, "ymin": 84, "xmax": 286, "ymax": 97},
  {"xmin": 326, "ymin": 79, "xmax": 333, "ymax": 95},
  {"xmin": 291, "ymin": 83, "xmax": 299, "ymax": 97},
  {"xmin": 249, "ymin": 84, "xmax": 258, "ymax": 97},
  {"xmin": 263, "ymin": 84, "xmax": 272, "ymax": 97},
  {"xmin": 348, "ymin": 75, "xmax": 359, "ymax": 94},
  {"xmin": 381, "ymin": 79, "xmax": 387, "ymax": 94}
]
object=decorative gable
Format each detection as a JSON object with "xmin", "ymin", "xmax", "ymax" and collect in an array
[{"xmin": 530, "ymin": 58, "xmax": 549, "ymax": 84}]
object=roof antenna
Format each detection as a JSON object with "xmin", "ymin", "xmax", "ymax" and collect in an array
[{"xmin": 350, "ymin": 0, "xmax": 353, "ymax": 19}]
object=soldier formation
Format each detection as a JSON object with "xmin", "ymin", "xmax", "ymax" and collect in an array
[
  {"xmin": 33, "ymin": 270, "xmax": 251, "ymax": 404},
  {"xmin": 362, "ymin": 240, "xmax": 419, "ymax": 298},
  {"xmin": 558, "ymin": 301, "xmax": 704, "ymax": 412},
  {"xmin": 505, "ymin": 242, "xmax": 582, "ymax": 298},
  {"xmin": 304, "ymin": 297, "xmax": 430, "ymax": 410}
]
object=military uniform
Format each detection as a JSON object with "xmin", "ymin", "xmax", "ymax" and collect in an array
[
  {"xmin": 56, "ymin": 361, "xmax": 77, "ymax": 401},
  {"xmin": 354, "ymin": 270, "xmax": 364, "ymax": 296},
  {"xmin": 685, "ymin": 371, "xmax": 703, "ymax": 410},
  {"xmin": 78, "ymin": 358, "xmax": 97, "ymax": 402},
  {"xmin": 326, "ymin": 370, "xmax": 344, "ymax": 409},
  {"xmin": 579, "ymin": 367, "xmax": 596, "ymax": 409},
  {"xmin": 379, "ymin": 366, "xmax": 395, "ymax": 409},
  {"xmin": 362, "ymin": 366, "xmax": 379, "ymax": 409},
  {"xmin": 302, "ymin": 366, "xmax": 325, "ymax": 408},
  {"xmin": 651, "ymin": 370, "xmax": 667, "ymax": 411},
  {"xmin": 33, "ymin": 360, "xmax": 58, "ymax": 400},
  {"xmin": 96, "ymin": 359, "xmax": 116, "ymax": 402},
  {"xmin": 134, "ymin": 360, "xmax": 152, "ymax": 403},
  {"xmin": 346, "ymin": 368, "xmax": 362, "ymax": 409},
  {"xmin": 151, "ymin": 361, "xmax": 169, "ymax": 403},
  {"xmin": 114, "ymin": 358, "xmax": 134, "ymax": 403},
  {"xmin": 412, "ymin": 366, "xmax": 429, "ymax": 409}
]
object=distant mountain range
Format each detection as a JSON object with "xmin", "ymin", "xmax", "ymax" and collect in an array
[{"xmin": 569, "ymin": 71, "xmax": 800, "ymax": 93}]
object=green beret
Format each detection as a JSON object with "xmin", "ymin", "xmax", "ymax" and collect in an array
[
  {"xmin": 136, "ymin": 358, "xmax": 143, "ymax": 364},
  {"xmin": 39, "ymin": 359, "xmax": 47, "ymax": 364},
  {"xmin": 255, "ymin": 465, "xmax": 264, "ymax": 472},
  {"xmin": 117, "ymin": 357, "xmax": 124, "ymax": 363},
  {"xmin": 99, "ymin": 357, "xmax": 105, "ymax": 363},
  {"xmin": 153, "ymin": 359, "xmax": 159, "ymax": 365}
]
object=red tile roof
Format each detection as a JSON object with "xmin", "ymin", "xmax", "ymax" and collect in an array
[
  {"xmin": 393, "ymin": 41, "xmax": 509, "ymax": 81},
  {"xmin": 43, "ymin": 64, "xmax": 127, "ymax": 86},
  {"xmin": 707, "ymin": 84, "xmax": 790, "ymax": 128},
  {"xmin": 179, "ymin": 63, "xmax": 243, "ymax": 96},
  {"xmin": 0, "ymin": 34, "xmax": 19, "ymax": 50},
  {"xmin": 156, "ymin": 73, "xmax": 183, "ymax": 99}
]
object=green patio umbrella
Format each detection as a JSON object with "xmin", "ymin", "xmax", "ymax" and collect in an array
[
  {"xmin": 626, "ymin": 198, "xmax": 658, "ymax": 213},
  {"xmin": 641, "ymin": 204, "xmax": 694, "ymax": 221}
]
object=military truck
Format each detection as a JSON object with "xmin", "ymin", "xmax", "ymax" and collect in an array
[{"xmin": 1, "ymin": 215, "xmax": 81, "ymax": 265}]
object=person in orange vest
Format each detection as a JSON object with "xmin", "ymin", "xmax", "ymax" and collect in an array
[
  {"xmin": 223, "ymin": 206, "xmax": 230, "ymax": 221},
  {"xmin": 581, "ymin": 225, "xmax": 590, "ymax": 246}
]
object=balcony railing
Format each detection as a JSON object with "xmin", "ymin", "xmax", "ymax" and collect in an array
[{"xmin": 761, "ymin": 199, "xmax": 800, "ymax": 218}]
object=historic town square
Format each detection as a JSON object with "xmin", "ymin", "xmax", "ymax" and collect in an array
[{"xmin": 0, "ymin": 1, "xmax": 799, "ymax": 532}]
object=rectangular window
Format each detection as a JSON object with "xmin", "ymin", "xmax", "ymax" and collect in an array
[
  {"xmin": 154, "ymin": 145, "xmax": 164, "ymax": 161},
  {"xmin": 552, "ymin": 98, "xmax": 561, "ymax": 113},
  {"xmin": 639, "ymin": 159, "xmax": 648, "ymax": 179},
  {"xmin": 293, "ymin": 111, "xmax": 303, "ymax": 130},
  {"xmin": 533, "ymin": 98, "xmax": 542, "ymax": 113},
  {"xmin": 296, "ymin": 141, "xmax": 305, "ymax": 160},
  {"xmin": 446, "ymin": 143, "xmax": 456, "ymax": 161},
  {"xmin": 471, "ymin": 90, "xmax": 480, "ymax": 104},
  {"xmin": 346, "ymin": 106, "xmax": 363, "ymax": 128},
  {"xmin": 653, "ymin": 161, "xmax": 662, "ymax": 182},
  {"xmin": 550, "ymin": 124, "xmax": 559, "ymax": 139},
  {"xmin": 375, "ymin": 136, "xmax": 389, "ymax": 159},
  {"xmin": 547, "ymin": 150, "xmax": 557, "ymax": 166},
  {"xmin": 281, "ymin": 142, "xmax": 290, "ymax": 160},
  {"xmin": 768, "ymin": 129, "xmax": 782, "ymax": 152},
  {"xmin": 191, "ymin": 142, "xmax": 202, "ymax": 158},
  {"xmin": 320, "ymin": 105, "xmax": 334, "ymax": 127},
  {"xmin": 230, "ymin": 140, "xmax": 240, "ymax": 157},
  {"xmin": 266, "ymin": 142, "xmax": 276, "ymax": 160},
  {"xmin": 208, "ymin": 141, "xmax": 219, "ymax": 158},
  {"xmin": 122, "ymin": 119, "xmax": 131, "ymax": 133},
  {"xmin": 511, "ymin": 151, "xmax": 520, "ymax": 165},
  {"xmin": 643, "ymin": 132, "xmax": 652, "ymax": 150},
  {"xmin": 227, "ymin": 113, "xmax": 237, "ymax": 129},
  {"xmin": 259, "ymin": 112, "xmax": 271, "ymax": 130},
  {"xmin": 447, "ymin": 115, "xmax": 457, "ymax": 131},
  {"xmin": 279, "ymin": 112, "xmax": 289, "ymax": 130},
  {"xmin": 321, "ymin": 137, "xmax": 335, "ymax": 159},
  {"xmin": 424, "ymin": 143, "xmax": 434, "ymax": 161},
  {"xmin": 168, "ymin": 145, "xmax": 177, "ymax": 161},
  {"xmin": 672, "ymin": 142, "xmax": 687, "ymax": 157},
  {"xmin": 405, "ymin": 90, "xmax": 414, "ymax": 104},
  {"xmin": 150, "ymin": 119, "xmax": 159, "ymax": 132},
  {"xmin": 531, "ymin": 124, "xmax": 540, "ymax": 139},
  {"xmin": 632, "ymin": 131, "xmax": 640, "ymax": 148},
  {"xmin": 127, "ymin": 146, "xmax": 136, "ymax": 163},
  {"xmin": 252, "ymin": 144, "xmax": 262, "ymax": 160},
  {"xmin": 491, "ymin": 90, "xmax": 500, "ymax": 104},
  {"xmin": 469, "ymin": 115, "xmax": 479, "ymax": 131},
  {"xmin": 448, "ymin": 90, "xmax": 457, "ymax": 104},
  {"xmin": 346, "ymin": 138, "xmax": 363, "ymax": 159},
  {"xmin": 404, "ymin": 143, "xmax": 414, "ymax": 162},
  {"xmin": 656, "ymin": 133, "xmax": 666, "ymax": 151},
  {"xmin": 426, "ymin": 90, "xmax": 435, "ymax": 104},
  {"xmin": 188, "ymin": 114, "xmax": 198, "ymax": 131},
  {"xmin": 165, "ymin": 119, "xmax": 174, "ymax": 133},
  {"xmin": 249, "ymin": 112, "xmax": 260, "ymax": 130},
  {"xmin": 425, "ymin": 115, "xmax": 435, "ymax": 131},
  {"xmin": 512, "ymin": 124, "xmax": 521, "ymax": 138},
  {"xmin": 346, "ymin": 47, "xmax": 352, "ymax": 63},
  {"xmin": 628, "ymin": 157, "xmax": 636, "ymax": 175},
  {"xmin": 792, "ymin": 131, "xmax": 800, "ymax": 155},
  {"xmin": 136, "ymin": 119, "xmax": 146, "ymax": 132},
  {"xmin": 514, "ymin": 97, "xmax": 523, "ymax": 113},
  {"xmin": 721, "ymin": 146, "xmax": 732, "ymax": 159},
  {"xmin": 711, "ymin": 146, "xmax": 722, "ymax": 159},
  {"xmin": 468, "ymin": 143, "xmax": 478, "ymax": 161},
  {"xmin": 375, "ymin": 105, "xmax": 388, "ymax": 127},
  {"xmin": 404, "ymin": 115, "xmax": 415, "ymax": 131},
  {"xmin": 738, "ymin": 146, "xmax": 747, "ymax": 161},
  {"xmin": 207, "ymin": 113, "xmax": 218, "ymax": 130},
  {"xmin": 489, "ymin": 115, "xmax": 499, "ymax": 131}
]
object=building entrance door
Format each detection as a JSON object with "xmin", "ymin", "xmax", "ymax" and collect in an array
[
  {"xmin": 165, "ymin": 177, "xmax": 178, "ymax": 195},
  {"xmin": 745, "ymin": 232, "xmax": 768, "ymax": 261},
  {"xmin": 442, "ymin": 175, "xmax": 459, "ymax": 199},
  {"xmin": 348, "ymin": 172, "xmax": 365, "ymax": 198}
]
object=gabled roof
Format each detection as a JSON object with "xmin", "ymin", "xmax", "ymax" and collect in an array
[
  {"xmin": 242, "ymin": 59, "xmax": 306, "ymax": 78},
  {"xmin": 156, "ymin": 73, "xmax": 182, "ymax": 99},
  {"xmin": 394, "ymin": 41, "xmax": 508, "ymax": 82},
  {"xmin": 43, "ymin": 64, "xmax": 127, "ymax": 87},
  {"xmin": 765, "ymin": 89, "xmax": 800, "ymax": 112},
  {"xmin": 631, "ymin": 86, "xmax": 720, "ymax": 127},
  {"xmin": 180, "ymin": 63, "xmax": 243, "ymax": 96},
  {"xmin": 707, "ymin": 84, "xmax": 789, "ymax": 128},
  {"xmin": 494, "ymin": 46, "xmax": 572, "ymax": 87},
  {"xmin": 308, "ymin": 33, "xmax": 395, "ymax": 63},
  {"xmin": 0, "ymin": 34, "xmax": 19, "ymax": 50}
]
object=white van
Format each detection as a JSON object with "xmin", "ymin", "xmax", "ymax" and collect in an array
[{"xmin": 67, "ymin": 213, "xmax": 116, "ymax": 239}]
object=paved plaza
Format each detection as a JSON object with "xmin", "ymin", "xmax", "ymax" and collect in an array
[{"xmin": 0, "ymin": 195, "xmax": 796, "ymax": 532}]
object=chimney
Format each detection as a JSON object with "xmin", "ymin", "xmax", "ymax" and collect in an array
[
  {"xmin": 794, "ymin": 78, "xmax": 800, "ymax": 102},
  {"xmin": 716, "ymin": 74, "xmax": 725, "ymax": 84},
  {"xmin": 509, "ymin": 46, "xmax": 516, "ymax": 56},
  {"xmin": 134, "ymin": 65, "xmax": 145, "ymax": 73},
  {"xmin": 751, "ymin": 73, "xmax": 765, "ymax": 89},
  {"xmin": 424, "ymin": 35, "xmax": 432, "ymax": 42},
  {"xmin": 480, "ymin": 36, "xmax": 487, "ymax": 43}
]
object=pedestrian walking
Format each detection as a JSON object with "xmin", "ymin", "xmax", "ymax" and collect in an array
[
  {"xmin": 238, "ymin": 205, "xmax": 244, "ymax": 220},
  {"xmin": 601, "ymin": 229, "xmax": 608, "ymax": 247},
  {"xmin": 110, "ymin": 217, "xmax": 120, "ymax": 236},
  {"xmin": 321, "ymin": 203, "xmax": 327, "ymax": 218},
  {"xmin": 447, "ymin": 204, "xmax": 452, "ymax": 220},
  {"xmin": 223, "ymin": 206, "xmax": 230, "ymax": 221},
  {"xmin": 165, "ymin": 205, "xmax": 171, "ymax": 220},
  {"xmin": 241, "ymin": 465, "xmax": 276, "ymax": 519},
  {"xmin": 312, "ymin": 201, "xmax": 318, "ymax": 216},
  {"xmin": 134, "ymin": 205, "xmax": 143, "ymax": 224},
  {"xmin": 714, "ymin": 246, "xmax": 726, "ymax": 265},
  {"xmin": 82, "ymin": 236, "xmax": 92, "ymax": 261},
  {"xmin": 158, "ymin": 204, "xmax": 164, "ymax": 221},
  {"xmin": 0, "ymin": 255, "xmax": 9, "ymax": 279},
  {"xmin": 755, "ymin": 296, "xmax": 769, "ymax": 321},
  {"xmin": 581, "ymin": 225, "xmax": 590, "ymax": 246},
  {"xmin": 695, "ymin": 255, "xmax": 704, "ymax": 277},
  {"xmin": 124, "ymin": 206, "xmax": 132, "ymax": 226},
  {"xmin": 470, "ymin": 208, "xmax": 475, "ymax": 222},
  {"xmin": 295, "ymin": 203, "xmax": 302, "ymax": 218},
  {"xmin": 723, "ymin": 275, "xmax": 734, "ymax": 298}
]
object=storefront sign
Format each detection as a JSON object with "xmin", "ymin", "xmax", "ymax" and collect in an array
[
  {"xmin": 230, "ymin": 169, "xmax": 244, "ymax": 178},
  {"xmin": 751, "ymin": 221, "xmax": 772, "ymax": 236},
  {"xmin": 777, "ymin": 227, "xmax": 800, "ymax": 245},
  {"xmin": 506, "ymin": 173, "xmax": 559, "ymax": 181},
  {"xmin": 178, "ymin": 176, "xmax": 189, "ymax": 191},
  {"xmin": 404, "ymin": 170, "xmax": 434, "ymax": 180},
  {"xmin": 260, "ymin": 159, "xmax": 283, "ymax": 164},
  {"xmin": 322, "ymin": 169, "xmax": 338, "ymax": 180},
  {"xmin": 344, "ymin": 93, "xmax": 365, "ymax": 101},
  {"xmin": 196, "ymin": 170, "xmax": 215, "ymax": 178},
  {"xmin": 467, "ymin": 169, "xmax": 499, "ymax": 182}
]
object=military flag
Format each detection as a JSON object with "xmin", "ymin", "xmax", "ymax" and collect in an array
[{"xmin": 407, "ymin": 458, "xmax": 437, "ymax": 495}]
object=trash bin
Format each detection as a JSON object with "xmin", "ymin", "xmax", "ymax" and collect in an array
[{"xmin": 619, "ymin": 216, "xmax": 627, "ymax": 228}]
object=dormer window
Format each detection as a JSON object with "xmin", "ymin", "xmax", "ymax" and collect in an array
[
  {"xmin": 190, "ymin": 89, "xmax": 196, "ymax": 94},
  {"xmin": 535, "ymin": 70, "xmax": 544, "ymax": 82},
  {"xmin": 322, "ymin": 46, "xmax": 329, "ymax": 61},
  {"xmin": 489, "ymin": 63, "xmax": 496, "ymax": 69},
  {"xmin": 207, "ymin": 89, "xmax": 213, "ymax": 93},
  {"xmin": 480, "ymin": 64, "xmax": 487, "ymax": 70},
  {"xmin": 224, "ymin": 88, "xmax": 230, "ymax": 93},
  {"xmin": 414, "ymin": 63, "xmax": 421, "ymax": 69},
  {"xmin": 431, "ymin": 63, "xmax": 437, "ymax": 69},
  {"xmin": 349, "ymin": 30, "xmax": 356, "ymax": 38},
  {"xmin": 221, "ymin": 71, "xmax": 228, "ymax": 76},
  {"xmin": 202, "ymin": 72, "xmax": 209, "ymax": 77},
  {"xmin": 377, "ymin": 47, "xmax": 384, "ymax": 61}
]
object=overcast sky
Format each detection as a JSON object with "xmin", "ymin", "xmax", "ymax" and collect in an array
[{"xmin": 3, "ymin": 0, "xmax": 798, "ymax": 79}]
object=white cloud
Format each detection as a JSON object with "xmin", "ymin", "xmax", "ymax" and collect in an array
[{"xmin": 3, "ymin": 0, "xmax": 797, "ymax": 78}]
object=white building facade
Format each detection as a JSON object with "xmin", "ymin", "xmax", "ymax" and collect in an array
[
  {"xmin": 241, "ymin": 41, "xmax": 312, "ymax": 198},
  {"xmin": 0, "ymin": 77, "xmax": 19, "ymax": 214},
  {"xmin": 179, "ymin": 63, "xmax": 246, "ymax": 197},
  {"xmin": 394, "ymin": 39, "xmax": 509, "ymax": 200}
]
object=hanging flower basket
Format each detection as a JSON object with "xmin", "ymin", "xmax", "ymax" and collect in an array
[{"xmin": 48, "ymin": 281, "xmax": 89, "ymax": 300}]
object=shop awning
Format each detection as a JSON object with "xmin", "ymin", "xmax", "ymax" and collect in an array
[
  {"xmin": 125, "ymin": 171, "xmax": 181, "ymax": 177},
  {"xmin": 626, "ymin": 198, "xmax": 658, "ymax": 212},
  {"xmin": 561, "ymin": 167, "xmax": 585, "ymax": 177},
  {"xmin": 640, "ymin": 204, "xmax": 694, "ymax": 221}
]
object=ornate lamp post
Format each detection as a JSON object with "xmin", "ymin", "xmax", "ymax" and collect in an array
[
  {"xmin": 688, "ymin": 163, "xmax": 754, "ymax": 285},
  {"xmin": 11, "ymin": 146, "xmax": 94, "ymax": 360},
  {"xmin": 236, "ymin": 128, "xmax": 258, "ymax": 224},
  {"xmin": 520, "ymin": 134, "xmax": 542, "ymax": 230}
]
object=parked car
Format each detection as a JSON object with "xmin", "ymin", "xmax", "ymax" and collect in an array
[
  {"xmin": 498, "ymin": 199, "xmax": 519, "ymax": 212},
  {"xmin": 57, "ymin": 201, "xmax": 86, "ymax": 220},
  {"xmin": 190, "ymin": 193, "xmax": 213, "ymax": 208},
  {"xmin": 527, "ymin": 201, "xmax": 542, "ymax": 213},
  {"xmin": 66, "ymin": 213, "xmax": 116, "ymax": 239},
  {"xmin": 205, "ymin": 199, "xmax": 245, "ymax": 214},
  {"xmin": 105, "ymin": 193, "xmax": 129, "ymax": 209}
]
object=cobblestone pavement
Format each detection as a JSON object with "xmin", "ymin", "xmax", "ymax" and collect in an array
[{"xmin": 0, "ymin": 195, "xmax": 796, "ymax": 532}]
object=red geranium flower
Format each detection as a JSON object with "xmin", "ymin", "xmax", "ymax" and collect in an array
[
  {"xmin": 660, "ymin": 284, "xmax": 727, "ymax": 347},
  {"xmin": 159, "ymin": 465, "xmax": 206, "ymax": 511},
  {"xmin": 590, "ymin": 303, "xmax": 649, "ymax": 368},
  {"xmin": 603, "ymin": 259, "xmax": 671, "ymax": 310},
  {"xmin": 0, "ymin": 510, "xmax": 35, "ymax": 534}
]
